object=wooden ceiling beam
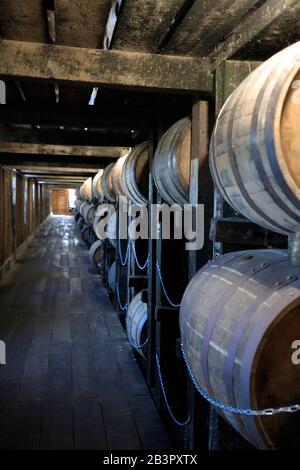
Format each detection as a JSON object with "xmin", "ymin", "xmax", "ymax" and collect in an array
[
  {"xmin": 210, "ymin": 0, "xmax": 300, "ymax": 68},
  {"xmin": 0, "ymin": 156, "xmax": 113, "ymax": 168},
  {"xmin": 0, "ymin": 142, "xmax": 130, "ymax": 158},
  {"xmin": 0, "ymin": 103, "xmax": 149, "ymax": 129},
  {"xmin": 0, "ymin": 125, "xmax": 138, "ymax": 147},
  {"xmin": 0, "ymin": 39, "xmax": 213, "ymax": 94}
]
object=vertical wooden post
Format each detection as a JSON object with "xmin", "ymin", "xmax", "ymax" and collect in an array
[{"xmin": 187, "ymin": 98, "xmax": 213, "ymax": 450}]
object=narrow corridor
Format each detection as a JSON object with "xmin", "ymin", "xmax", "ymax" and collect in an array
[{"xmin": 0, "ymin": 216, "xmax": 171, "ymax": 450}]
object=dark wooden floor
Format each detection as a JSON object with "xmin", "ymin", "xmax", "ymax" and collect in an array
[{"xmin": 0, "ymin": 216, "xmax": 171, "ymax": 450}]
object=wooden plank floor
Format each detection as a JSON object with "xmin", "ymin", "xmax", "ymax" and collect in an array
[{"xmin": 0, "ymin": 215, "xmax": 172, "ymax": 450}]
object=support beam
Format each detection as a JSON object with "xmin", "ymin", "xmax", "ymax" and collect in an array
[
  {"xmin": 0, "ymin": 104, "xmax": 149, "ymax": 129},
  {"xmin": 0, "ymin": 125, "xmax": 141, "ymax": 147},
  {"xmin": 0, "ymin": 39, "xmax": 213, "ymax": 94},
  {"xmin": 0, "ymin": 142, "xmax": 130, "ymax": 158},
  {"xmin": 210, "ymin": 0, "xmax": 299, "ymax": 68},
  {"xmin": 6, "ymin": 166, "xmax": 99, "ymax": 174},
  {"xmin": 0, "ymin": 156, "xmax": 114, "ymax": 168}
]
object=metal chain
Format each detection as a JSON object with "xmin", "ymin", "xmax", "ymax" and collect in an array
[
  {"xmin": 156, "ymin": 261, "xmax": 181, "ymax": 308},
  {"xmin": 180, "ymin": 342, "xmax": 300, "ymax": 416},
  {"xmin": 118, "ymin": 236, "xmax": 130, "ymax": 266},
  {"xmin": 130, "ymin": 240, "xmax": 150, "ymax": 270},
  {"xmin": 115, "ymin": 282, "xmax": 128, "ymax": 312},
  {"xmin": 155, "ymin": 353, "xmax": 190, "ymax": 427}
]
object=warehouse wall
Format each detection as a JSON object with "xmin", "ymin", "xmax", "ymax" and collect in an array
[{"xmin": 0, "ymin": 166, "xmax": 50, "ymax": 278}]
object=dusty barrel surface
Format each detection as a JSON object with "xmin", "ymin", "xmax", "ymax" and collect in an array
[
  {"xmin": 127, "ymin": 292, "xmax": 148, "ymax": 357},
  {"xmin": 153, "ymin": 117, "xmax": 191, "ymax": 205},
  {"xmin": 101, "ymin": 163, "xmax": 116, "ymax": 202},
  {"xmin": 81, "ymin": 202, "xmax": 95, "ymax": 226},
  {"xmin": 112, "ymin": 155, "xmax": 128, "ymax": 198},
  {"xmin": 180, "ymin": 249, "xmax": 300, "ymax": 449},
  {"xmin": 210, "ymin": 42, "xmax": 300, "ymax": 234},
  {"xmin": 82, "ymin": 176, "xmax": 93, "ymax": 201},
  {"xmin": 88, "ymin": 239, "xmax": 103, "ymax": 268},
  {"xmin": 92, "ymin": 170, "xmax": 104, "ymax": 201},
  {"xmin": 120, "ymin": 142, "xmax": 149, "ymax": 205},
  {"xmin": 108, "ymin": 261, "xmax": 116, "ymax": 292}
]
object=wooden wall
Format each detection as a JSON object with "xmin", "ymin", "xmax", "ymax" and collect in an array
[
  {"xmin": 51, "ymin": 189, "xmax": 70, "ymax": 215},
  {"xmin": 0, "ymin": 166, "xmax": 50, "ymax": 269}
]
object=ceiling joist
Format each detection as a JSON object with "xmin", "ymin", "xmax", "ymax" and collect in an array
[{"xmin": 0, "ymin": 39, "xmax": 213, "ymax": 94}]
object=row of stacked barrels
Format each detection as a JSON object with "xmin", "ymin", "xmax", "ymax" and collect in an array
[
  {"xmin": 74, "ymin": 41, "xmax": 300, "ymax": 449},
  {"xmin": 180, "ymin": 42, "xmax": 300, "ymax": 450}
]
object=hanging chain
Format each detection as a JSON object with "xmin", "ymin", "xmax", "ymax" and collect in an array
[
  {"xmin": 130, "ymin": 240, "xmax": 150, "ymax": 270},
  {"xmin": 156, "ymin": 261, "xmax": 181, "ymax": 308},
  {"xmin": 155, "ymin": 353, "xmax": 190, "ymax": 427},
  {"xmin": 180, "ymin": 342, "xmax": 300, "ymax": 416},
  {"xmin": 118, "ymin": 236, "xmax": 130, "ymax": 266}
]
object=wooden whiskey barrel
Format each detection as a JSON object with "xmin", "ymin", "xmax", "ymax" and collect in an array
[
  {"xmin": 82, "ymin": 177, "xmax": 93, "ymax": 201},
  {"xmin": 81, "ymin": 202, "xmax": 95, "ymax": 226},
  {"xmin": 108, "ymin": 261, "xmax": 116, "ymax": 292},
  {"xmin": 210, "ymin": 41, "xmax": 300, "ymax": 235},
  {"xmin": 180, "ymin": 249, "xmax": 300, "ymax": 449},
  {"xmin": 153, "ymin": 117, "xmax": 191, "ymax": 205},
  {"xmin": 101, "ymin": 163, "xmax": 116, "ymax": 202},
  {"xmin": 127, "ymin": 292, "xmax": 148, "ymax": 358},
  {"xmin": 92, "ymin": 170, "xmax": 104, "ymax": 201},
  {"xmin": 112, "ymin": 155, "xmax": 127, "ymax": 198},
  {"xmin": 80, "ymin": 224, "xmax": 92, "ymax": 245},
  {"xmin": 88, "ymin": 239, "xmax": 103, "ymax": 268},
  {"xmin": 120, "ymin": 142, "xmax": 149, "ymax": 205}
]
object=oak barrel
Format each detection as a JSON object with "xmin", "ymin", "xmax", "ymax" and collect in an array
[
  {"xmin": 88, "ymin": 239, "xmax": 103, "ymax": 268},
  {"xmin": 101, "ymin": 163, "xmax": 116, "ymax": 202},
  {"xmin": 92, "ymin": 170, "xmax": 104, "ymax": 201},
  {"xmin": 153, "ymin": 117, "xmax": 191, "ymax": 205},
  {"xmin": 112, "ymin": 155, "xmax": 127, "ymax": 198},
  {"xmin": 108, "ymin": 261, "xmax": 116, "ymax": 292},
  {"xmin": 81, "ymin": 177, "xmax": 93, "ymax": 201},
  {"xmin": 180, "ymin": 249, "xmax": 300, "ymax": 449},
  {"xmin": 120, "ymin": 142, "xmax": 149, "ymax": 205},
  {"xmin": 127, "ymin": 292, "xmax": 148, "ymax": 358},
  {"xmin": 80, "ymin": 202, "xmax": 95, "ymax": 226},
  {"xmin": 210, "ymin": 41, "xmax": 300, "ymax": 235}
]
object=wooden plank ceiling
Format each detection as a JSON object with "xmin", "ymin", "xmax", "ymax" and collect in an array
[{"xmin": 0, "ymin": 0, "xmax": 299, "ymax": 187}]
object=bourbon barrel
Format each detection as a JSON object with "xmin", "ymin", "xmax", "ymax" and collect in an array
[
  {"xmin": 92, "ymin": 170, "xmax": 104, "ymax": 201},
  {"xmin": 120, "ymin": 142, "xmax": 149, "ymax": 205},
  {"xmin": 127, "ymin": 292, "xmax": 148, "ymax": 358},
  {"xmin": 210, "ymin": 42, "xmax": 300, "ymax": 235},
  {"xmin": 81, "ymin": 202, "xmax": 95, "ymax": 226},
  {"xmin": 108, "ymin": 261, "xmax": 116, "ymax": 292},
  {"xmin": 153, "ymin": 117, "xmax": 191, "ymax": 205},
  {"xmin": 81, "ymin": 177, "xmax": 93, "ymax": 201},
  {"xmin": 101, "ymin": 163, "xmax": 116, "ymax": 202},
  {"xmin": 180, "ymin": 249, "xmax": 300, "ymax": 449},
  {"xmin": 112, "ymin": 155, "xmax": 127, "ymax": 198},
  {"xmin": 88, "ymin": 239, "xmax": 103, "ymax": 268}
]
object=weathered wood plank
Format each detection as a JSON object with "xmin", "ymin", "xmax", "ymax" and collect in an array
[
  {"xmin": 55, "ymin": 0, "xmax": 111, "ymax": 48},
  {"xmin": 166, "ymin": 0, "xmax": 258, "ymax": 55},
  {"xmin": 0, "ymin": 40, "xmax": 213, "ymax": 94},
  {"xmin": 113, "ymin": 0, "xmax": 183, "ymax": 52},
  {"xmin": 210, "ymin": 0, "xmax": 300, "ymax": 68},
  {"xmin": 0, "ymin": 142, "xmax": 130, "ymax": 158}
]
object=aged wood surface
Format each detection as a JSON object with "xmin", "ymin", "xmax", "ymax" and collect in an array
[
  {"xmin": 0, "ymin": 142, "xmax": 130, "ymax": 158},
  {"xmin": 0, "ymin": 40, "xmax": 213, "ymax": 94},
  {"xmin": 0, "ymin": 216, "xmax": 172, "ymax": 450}
]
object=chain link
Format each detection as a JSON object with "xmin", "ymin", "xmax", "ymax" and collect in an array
[
  {"xmin": 156, "ymin": 261, "xmax": 181, "ymax": 308},
  {"xmin": 130, "ymin": 240, "xmax": 150, "ymax": 270},
  {"xmin": 180, "ymin": 342, "xmax": 300, "ymax": 416},
  {"xmin": 155, "ymin": 353, "xmax": 190, "ymax": 427},
  {"xmin": 118, "ymin": 236, "xmax": 130, "ymax": 266}
]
